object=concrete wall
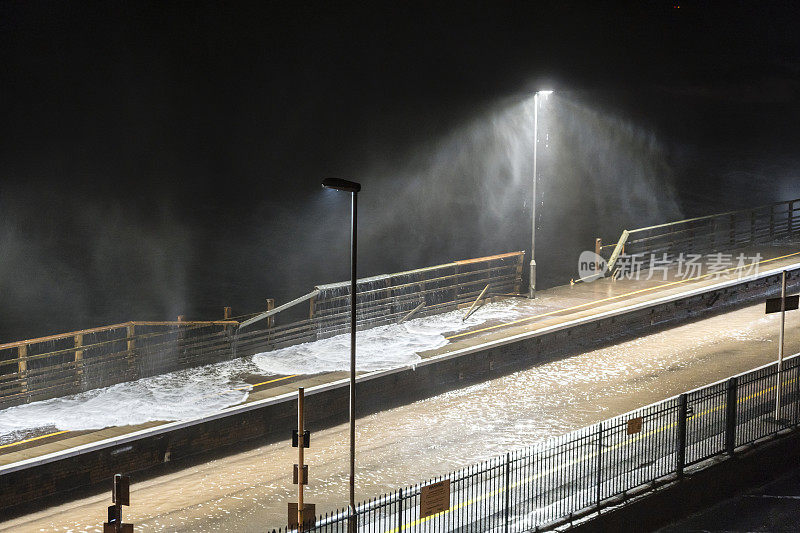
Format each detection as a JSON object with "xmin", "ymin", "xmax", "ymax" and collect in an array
[{"xmin": 1, "ymin": 265, "xmax": 798, "ymax": 514}]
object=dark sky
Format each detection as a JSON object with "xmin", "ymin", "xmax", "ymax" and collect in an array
[{"xmin": 2, "ymin": 1, "xmax": 800, "ymax": 341}]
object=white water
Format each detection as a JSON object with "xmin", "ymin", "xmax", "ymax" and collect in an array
[
  {"xmin": 0, "ymin": 300, "xmax": 528, "ymax": 441},
  {"xmin": 0, "ymin": 360, "xmax": 252, "ymax": 443},
  {"xmin": 252, "ymin": 299, "xmax": 528, "ymax": 374}
]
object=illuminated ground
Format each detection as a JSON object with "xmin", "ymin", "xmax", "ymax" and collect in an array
[
  {"xmin": 1, "ymin": 300, "xmax": 798, "ymax": 532},
  {"xmin": 1, "ymin": 244, "xmax": 799, "ymax": 466}
]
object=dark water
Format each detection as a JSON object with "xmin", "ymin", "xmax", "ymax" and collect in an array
[{"xmin": 1, "ymin": 88, "xmax": 799, "ymax": 344}]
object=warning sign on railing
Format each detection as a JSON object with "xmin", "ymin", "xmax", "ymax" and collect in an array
[
  {"xmin": 627, "ymin": 417, "xmax": 643, "ymax": 435},
  {"xmin": 420, "ymin": 479, "xmax": 451, "ymax": 519}
]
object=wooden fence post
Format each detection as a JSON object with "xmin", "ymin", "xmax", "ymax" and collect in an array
[
  {"xmin": 18, "ymin": 344, "xmax": 28, "ymax": 397},
  {"xmin": 266, "ymin": 299, "xmax": 275, "ymax": 329},
  {"xmin": 595, "ymin": 238, "xmax": 603, "ymax": 273},
  {"xmin": 454, "ymin": 264, "xmax": 461, "ymax": 302},
  {"xmin": 74, "ymin": 334, "xmax": 84, "ymax": 383},
  {"xmin": 126, "ymin": 324, "xmax": 136, "ymax": 377},
  {"xmin": 384, "ymin": 278, "xmax": 393, "ymax": 317}
]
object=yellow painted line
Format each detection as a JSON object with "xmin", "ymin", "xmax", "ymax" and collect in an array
[
  {"xmin": 199, "ymin": 374, "xmax": 300, "ymax": 400},
  {"xmin": 0, "ymin": 430, "xmax": 70, "ymax": 450},
  {"xmin": 446, "ymin": 251, "xmax": 800, "ymax": 341},
  {"xmin": 383, "ymin": 372, "xmax": 800, "ymax": 532},
  {"xmin": 1, "ymin": 375, "xmax": 302, "ymax": 451},
  {"xmin": 235, "ymin": 374, "xmax": 299, "ymax": 391},
  {"xmin": 3, "ymin": 252, "xmax": 797, "ymax": 467}
]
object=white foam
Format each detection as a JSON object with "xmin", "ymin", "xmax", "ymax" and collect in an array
[
  {"xmin": 0, "ymin": 359, "xmax": 252, "ymax": 439},
  {"xmin": 0, "ymin": 299, "xmax": 527, "ymax": 439},
  {"xmin": 252, "ymin": 299, "xmax": 527, "ymax": 375}
]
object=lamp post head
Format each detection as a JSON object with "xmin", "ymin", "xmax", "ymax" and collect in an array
[
  {"xmin": 537, "ymin": 90, "xmax": 553, "ymax": 96},
  {"xmin": 322, "ymin": 178, "xmax": 361, "ymax": 193}
]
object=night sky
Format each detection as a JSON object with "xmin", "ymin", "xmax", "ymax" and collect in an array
[{"xmin": 2, "ymin": 1, "xmax": 800, "ymax": 341}]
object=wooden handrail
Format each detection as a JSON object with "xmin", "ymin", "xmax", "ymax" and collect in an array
[
  {"xmin": 315, "ymin": 251, "xmax": 524, "ymax": 291},
  {"xmin": 0, "ymin": 320, "xmax": 240, "ymax": 351},
  {"xmin": 454, "ymin": 251, "xmax": 525, "ymax": 265}
]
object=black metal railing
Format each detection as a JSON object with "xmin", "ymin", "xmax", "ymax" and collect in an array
[
  {"xmin": 599, "ymin": 198, "xmax": 800, "ymax": 273},
  {"xmin": 271, "ymin": 353, "xmax": 800, "ymax": 532}
]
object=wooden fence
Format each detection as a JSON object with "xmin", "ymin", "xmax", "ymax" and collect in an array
[{"xmin": 0, "ymin": 252, "xmax": 525, "ymax": 408}]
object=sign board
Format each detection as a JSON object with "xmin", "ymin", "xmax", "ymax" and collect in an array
[
  {"xmin": 766, "ymin": 295, "xmax": 799, "ymax": 314},
  {"xmin": 292, "ymin": 430, "xmax": 311, "ymax": 448},
  {"xmin": 108, "ymin": 505, "xmax": 120, "ymax": 523},
  {"xmin": 113, "ymin": 474, "xmax": 130, "ymax": 506},
  {"xmin": 288, "ymin": 503, "xmax": 315, "ymax": 529},
  {"xmin": 626, "ymin": 417, "xmax": 643, "ymax": 435},
  {"xmin": 420, "ymin": 479, "xmax": 451, "ymax": 519},
  {"xmin": 293, "ymin": 464, "xmax": 308, "ymax": 485}
]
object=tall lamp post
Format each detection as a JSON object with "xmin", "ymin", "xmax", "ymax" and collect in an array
[
  {"xmin": 321, "ymin": 177, "xmax": 361, "ymax": 528},
  {"xmin": 529, "ymin": 90, "xmax": 552, "ymax": 299}
]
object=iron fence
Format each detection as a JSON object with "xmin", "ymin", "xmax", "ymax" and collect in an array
[{"xmin": 273, "ymin": 353, "xmax": 800, "ymax": 533}]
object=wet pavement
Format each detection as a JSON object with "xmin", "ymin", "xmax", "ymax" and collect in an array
[
  {"xmin": 2, "ymin": 243, "xmax": 799, "ymax": 466},
  {"xmin": 2, "ymin": 300, "xmax": 799, "ymax": 532}
]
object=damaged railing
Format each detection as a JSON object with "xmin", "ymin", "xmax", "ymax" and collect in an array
[
  {"xmin": 311, "ymin": 251, "xmax": 525, "ymax": 339},
  {"xmin": 0, "ymin": 320, "xmax": 237, "ymax": 408},
  {"xmin": 596, "ymin": 197, "xmax": 800, "ymax": 274},
  {"xmin": 0, "ymin": 252, "xmax": 525, "ymax": 408}
]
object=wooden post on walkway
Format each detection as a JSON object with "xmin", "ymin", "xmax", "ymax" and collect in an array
[
  {"xmin": 126, "ymin": 324, "xmax": 136, "ymax": 377},
  {"xmin": 74, "ymin": 334, "xmax": 84, "ymax": 382},
  {"xmin": 266, "ymin": 299, "xmax": 275, "ymax": 329},
  {"xmin": 18, "ymin": 344, "xmax": 28, "ymax": 396},
  {"xmin": 595, "ymin": 238, "xmax": 602, "ymax": 272}
]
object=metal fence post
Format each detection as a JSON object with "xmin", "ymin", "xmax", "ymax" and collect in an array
[
  {"xmin": 396, "ymin": 488, "xmax": 404, "ymax": 533},
  {"xmin": 596, "ymin": 423, "xmax": 603, "ymax": 508},
  {"xmin": 725, "ymin": 377, "xmax": 738, "ymax": 455},
  {"xmin": 504, "ymin": 452, "xmax": 511, "ymax": 533},
  {"xmin": 677, "ymin": 394, "xmax": 687, "ymax": 479},
  {"xmin": 794, "ymin": 365, "xmax": 800, "ymax": 427}
]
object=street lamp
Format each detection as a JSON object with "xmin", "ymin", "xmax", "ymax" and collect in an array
[
  {"xmin": 529, "ymin": 90, "xmax": 553, "ymax": 299},
  {"xmin": 321, "ymin": 177, "xmax": 361, "ymax": 527}
]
